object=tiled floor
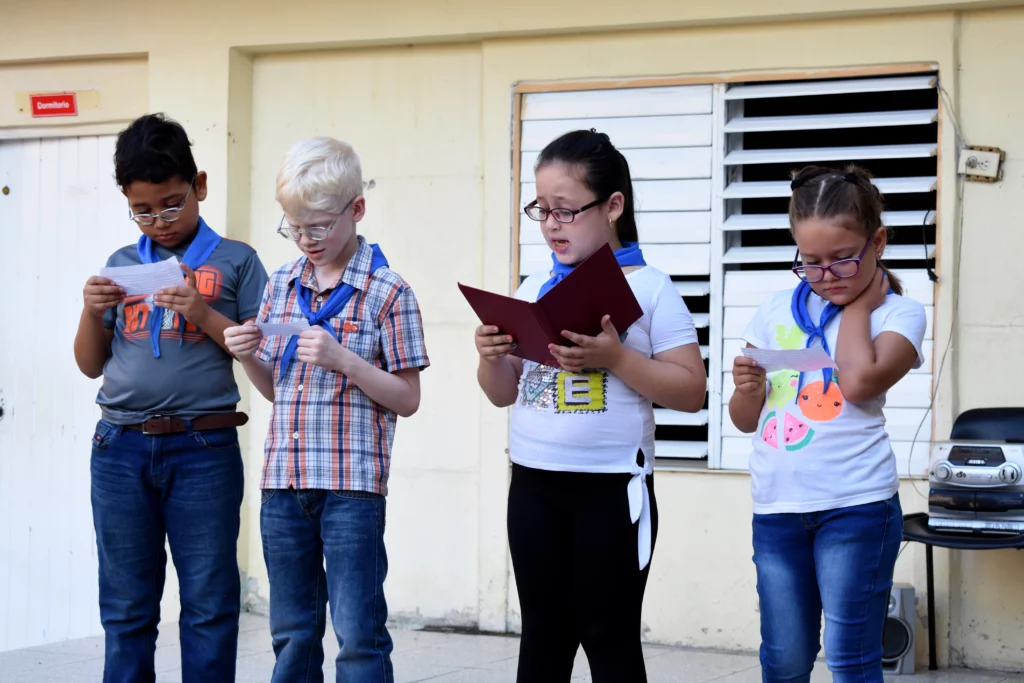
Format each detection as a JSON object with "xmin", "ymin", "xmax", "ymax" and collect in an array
[{"xmin": 1, "ymin": 613, "xmax": 1022, "ymax": 682}]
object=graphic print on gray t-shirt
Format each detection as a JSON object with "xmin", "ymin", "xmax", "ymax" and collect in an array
[{"xmin": 98, "ymin": 230, "xmax": 269, "ymax": 424}]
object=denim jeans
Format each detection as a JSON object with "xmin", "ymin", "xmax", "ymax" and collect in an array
[
  {"xmin": 261, "ymin": 488, "xmax": 393, "ymax": 683},
  {"xmin": 752, "ymin": 494, "xmax": 903, "ymax": 683},
  {"xmin": 90, "ymin": 420, "xmax": 244, "ymax": 683}
]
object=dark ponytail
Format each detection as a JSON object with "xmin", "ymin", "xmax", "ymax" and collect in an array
[
  {"xmin": 788, "ymin": 164, "xmax": 904, "ymax": 296},
  {"xmin": 535, "ymin": 129, "xmax": 638, "ymax": 243}
]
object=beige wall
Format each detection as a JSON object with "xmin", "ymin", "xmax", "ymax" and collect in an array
[
  {"xmin": 0, "ymin": 57, "xmax": 147, "ymax": 134},
  {"xmin": 245, "ymin": 44, "xmax": 488, "ymax": 623},
  {"xmin": 947, "ymin": 9, "xmax": 1024, "ymax": 670},
  {"xmin": 3, "ymin": 0, "xmax": 1023, "ymax": 671}
]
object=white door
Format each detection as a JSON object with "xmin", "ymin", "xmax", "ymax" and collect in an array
[{"xmin": 0, "ymin": 136, "xmax": 145, "ymax": 651}]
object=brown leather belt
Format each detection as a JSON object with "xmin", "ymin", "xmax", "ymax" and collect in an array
[{"xmin": 124, "ymin": 412, "xmax": 249, "ymax": 435}]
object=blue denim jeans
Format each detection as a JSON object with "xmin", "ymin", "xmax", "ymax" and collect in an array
[
  {"xmin": 260, "ymin": 488, "xmax": 393, "ymax": 683},
  {"xmin": 90, "ymin": 420, "xmax": 244, "ymax": 683},
  {"xmin": 753, "ymin": 495, "xmax": 903, "ymax": 683}
]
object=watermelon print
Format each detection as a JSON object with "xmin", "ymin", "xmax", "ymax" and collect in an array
[
  {"xmin": 760, "ymin": 411, "xmax": 778, "ymax": 449},
  {"xmin": 783, "ymin": 413, "xmax": 815, "ymax": 451}
]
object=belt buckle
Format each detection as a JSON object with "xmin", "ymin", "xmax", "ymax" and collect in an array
[{"xmin": 143, "ymin": 415, "xmax": 171, "ymax": 435}]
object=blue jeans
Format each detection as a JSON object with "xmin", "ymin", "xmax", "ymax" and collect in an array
[
  {"xmin": 752, "ymin": 495, "xmax": 903, "ymax": 683},
  {"xmin": 261, "ymin": 488, "xmax": 393, "ymax": 683},
  {"xmin": 90, "ymin": 420, "xmax": 244, "ymax": 683}
]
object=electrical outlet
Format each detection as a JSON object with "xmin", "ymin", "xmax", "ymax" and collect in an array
[{"xmin": 957, "ymin": 146, "xmax": 1005, "ymax": 181}]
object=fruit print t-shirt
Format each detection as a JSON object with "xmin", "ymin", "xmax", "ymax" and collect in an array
[{"xmin": 742, "ymin": 288, "xmax": 927, "ymax": 515}]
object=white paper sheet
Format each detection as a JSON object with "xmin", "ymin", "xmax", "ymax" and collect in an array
[
  {"xmin": 257, "ymin": 321, "xmax": 310, "ymax": 337},
  {"xmin": 742, "ymin": 346, "xmax": 837, "ymax": 373},
  {"xmin": 100, "ymin": 257, "xmax": 184, "ymax": 296}
]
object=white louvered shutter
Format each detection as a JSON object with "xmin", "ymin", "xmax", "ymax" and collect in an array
[
  {"xmin": 518, "ymin": 86, "xmax": 716, "ymax": 467},
  {"xmin": 715, "ymin": 73, "xmax": 939, "ymax": 476}
]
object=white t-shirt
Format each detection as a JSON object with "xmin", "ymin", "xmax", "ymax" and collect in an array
[
  {"xmin": 741, "ymin": 288, "xmax": 927, "ymax": 515},
  {"xmin": 509, "ymin": 265, "xmax": 699, "ymax": 474}
]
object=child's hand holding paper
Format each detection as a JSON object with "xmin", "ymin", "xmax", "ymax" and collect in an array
[{"xmin": 99, "ymin": 257, "xmax": 185, "ymax": 296}]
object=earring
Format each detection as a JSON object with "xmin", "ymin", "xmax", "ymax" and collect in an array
[{"xmin": 609, "ymin": 219, "xmax": 616, "ymax": 229}]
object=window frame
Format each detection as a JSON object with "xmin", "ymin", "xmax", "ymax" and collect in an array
[{"xmin": 508, "ymin": 62, "xmax": 942, "ymax": 474}]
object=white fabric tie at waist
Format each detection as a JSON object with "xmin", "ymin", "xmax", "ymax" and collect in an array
[{"xmin": 627, "ymin": 467, "xmax": 651, "ymax": 571}]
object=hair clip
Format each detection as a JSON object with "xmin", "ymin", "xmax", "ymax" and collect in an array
[
  {"xmin": 843, "ymin": 172, "xmax": 859, "ymax": 184},
  {"xmin": 363, "ymin": 179, "xmax": 376, "ymax": 191},
  {"xmin": 790, "ymin": 177, "xmax": 808, "ymax": 190}
]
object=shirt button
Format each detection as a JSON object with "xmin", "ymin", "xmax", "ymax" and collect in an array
[
  {"xmin": 298, "ymin": 384, "xmax": 304, "ymax": 392},
  {"xmin": 316, "ymin": 296, "xmax": 324, "ymax": 303},
  {"xmin": 292, "ymin": 432, "xmax": 299, "ymax": 440}
]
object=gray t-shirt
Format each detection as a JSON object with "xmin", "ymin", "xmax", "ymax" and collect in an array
[{"xmin": 98, "ymin": 233, "xmax": 269, "ymax": 424}]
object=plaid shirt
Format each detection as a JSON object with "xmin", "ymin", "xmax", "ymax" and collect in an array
[{"xmin": 255, "ymin": 237, "xmax": 429, "ymax": 494}]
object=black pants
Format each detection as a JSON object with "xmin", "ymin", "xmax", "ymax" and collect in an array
[{"xmin": 507, "ymin": 462, "xmax": 659, "ymax": 683}]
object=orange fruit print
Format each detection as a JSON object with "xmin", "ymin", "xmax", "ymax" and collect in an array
[{"xmin": 797, "ymin": 380, "xmax": 844, "ymax": 422}]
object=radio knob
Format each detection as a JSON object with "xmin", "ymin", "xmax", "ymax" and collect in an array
[
  {"xmin": 934, "ymin": 463, "xmax": 953, "ymax": 482},
  {"xmin": 998, "ymin": 464, "xmax": 1022, "ymax": 485}
]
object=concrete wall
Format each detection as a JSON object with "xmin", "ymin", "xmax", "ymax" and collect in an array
[
  {"xmin": 2, "ymin": 0, "xmax": 1023, "ymax": 670},
  {"xmin": 245, "ymin": 44, "xmax": 488, "ymax": 624},
  {"xmin": 946, "ymin": 10, "xmax": 1024, "ymax": 670}
]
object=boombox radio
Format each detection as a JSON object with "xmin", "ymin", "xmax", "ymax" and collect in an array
[{"xmin": 927, "ymin": 409, "xmax": 1024, "ymax": 535}]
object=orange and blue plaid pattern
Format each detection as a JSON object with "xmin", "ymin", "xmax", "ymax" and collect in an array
[{"xmin": 255, "ymin": 237, "xmax": 429, "ymax": 495}]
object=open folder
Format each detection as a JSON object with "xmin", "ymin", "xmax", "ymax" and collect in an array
[{"xmin": 458, "ymin": 244, "xmax": 643, "ymax": 367}]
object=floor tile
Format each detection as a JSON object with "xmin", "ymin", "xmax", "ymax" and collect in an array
[
  {"xmin": 0, "ymin": 648, "xmax": 104, "ymax": 682},
  {"xmin": 4, "ymin": 614, "xmax": 1023, "ymax": 683}
]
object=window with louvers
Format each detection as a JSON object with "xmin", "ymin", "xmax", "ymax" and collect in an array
[
  {"xmin": 516, "ymin": 86, "xmax": 716, "ymax": 468},
  {"xmin": 715, "ymin": 73, "xmax": 939, "ymax": 476},
  {"xmin": 512, "ymin": 71, "xmax": 940, "ymax": 475}
]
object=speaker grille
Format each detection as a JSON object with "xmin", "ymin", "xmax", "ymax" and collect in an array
[{"xmin": 882, "ymin": 617, "xmax": 913, "ymax": 663}]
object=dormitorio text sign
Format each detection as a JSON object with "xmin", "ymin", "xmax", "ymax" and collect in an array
[{"xmin": 29, "ymin": 93, "xmax": 78, "ymax": 118}]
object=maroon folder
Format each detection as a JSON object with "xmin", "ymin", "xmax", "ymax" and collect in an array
[{"xmin": 458, "ymin": 244, "xmax": 643, "ymax": 367}]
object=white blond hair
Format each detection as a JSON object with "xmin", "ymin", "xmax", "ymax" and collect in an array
[{"xmin": 275, "ymin": 137, "xmax": 363, "ymax": 218}]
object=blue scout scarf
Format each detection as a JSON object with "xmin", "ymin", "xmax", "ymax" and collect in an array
[
  {"xmin": 791, "ymin": 280, "xmax": 894, "ymax": 394},
  {"xmin": 278, "ymin": 243, "xmax": 390, "ymax": 376},
  {"xmin": 537, "ymin": 241, "xmax": 646, "ymax": 299},
  {"xmin": 137, "ymin": 217, "xmax": 222, "ymax": 358},
  {"xmin": 791, "ymin": 281, "xmax": 842, "ymax": 395}
]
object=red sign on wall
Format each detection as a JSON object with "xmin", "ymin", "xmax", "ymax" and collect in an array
[{"xmin": 29, "ymin": 93, "xmax": 78, "ymax": 118}]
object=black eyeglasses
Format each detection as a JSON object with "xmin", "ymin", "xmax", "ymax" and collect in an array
[
  {"xmin": 524, "ymin": 198, "xmax": 604, "ymax": 224},
  {"xmin": 792, "ymin": 240, "xmax": 873, "ymax": 283}
]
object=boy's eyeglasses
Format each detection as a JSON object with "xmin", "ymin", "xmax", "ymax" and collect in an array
[
  {"xmin": 276, "ymin": 197, "xmax": 355, "ymax": 242},
  {"xmin": 792, "ymin": 240, "xmax": 873, "ymax": 283},
  {"xmin": 524, "ymin": 198, "xmax": 604, "ymax": 224},
  {"xmin": 128, "ymin": 177, "xmax": 195, "ymax": 226}
]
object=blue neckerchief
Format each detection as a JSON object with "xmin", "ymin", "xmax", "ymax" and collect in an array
[
  {"xmin": 537, "ymin": 241, "xmax": 646, "ymax": 299},
  {"xmin": 790, "ymin": 280, "xmax": 895, "ymax": 395},
  {"xmin": 278, "ymin": 243, "xmax": 389, "ymax": 379},
  {"xmin": 136, "ymin": 217, "xmax": 222, "ymax": 358}
]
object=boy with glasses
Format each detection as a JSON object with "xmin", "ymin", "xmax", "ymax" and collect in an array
[
  {"xmin": 74, "ymin": 113, "xmax": 269, "ymax": 683},
  {"xmin": 224, "ymin": 137, "xmax": 429, "ymax": 683}
]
